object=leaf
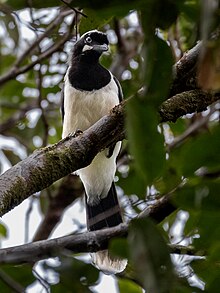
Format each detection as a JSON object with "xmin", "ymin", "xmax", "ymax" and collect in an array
[
  {"xmin": 174, "ymin": 179, "xmax": 220, "ymax": 212},
  {"xmin": 126, "ymin": 99, "xmax": 165, "ymax": 184},
  {"xmin": 128, "ymin": 218, "xmax": 174, "ymax": 293},
  {"xmin": 79, "ymin": 8, "xmax": 112, "ymax": 35},
  {"xmin": 171, "ymin": 126, "xmax": 220, "ymax": 177},
  {"xmin": 0, "ymin": 264, "xmax": 35, "ymax": 291},
  {"xmin": 174, "ymin": 179, "xmax": 220, "ymax": 251},
  {"xmin": 109, "ymin": 238, "xmax": 129, "ymax": 259},
  {"xmin": 118, "ymin": 167, "xmax": 146, "ymax": 198},
  {"xmin": 0, "ymin": 221, "xmax": 7, "ymax": 238},
  {"xmin": 146, "ymin": 36, "xmax": 174, "ymax": 107},
  {"xmin": 118, "ymin": 278, "xmax": 143, "ymax": 293}
]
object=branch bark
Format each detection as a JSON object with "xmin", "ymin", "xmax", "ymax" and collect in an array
[
  {"xmin": 0, "ymin": 104, "xmax": 125, "ymax": 216},
  {"xmin": 159, "ymin": 89, "xmax": 220, "ymax": 122},
  {"xmin": 0, "ymin": 193, "xmax": 176, "ymax": 265}
]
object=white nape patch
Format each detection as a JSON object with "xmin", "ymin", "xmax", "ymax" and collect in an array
[{"xmin": 82, "ymin": 44, "xmax": 93, "ymax": 52}]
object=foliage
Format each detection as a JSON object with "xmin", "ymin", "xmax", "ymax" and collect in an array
[{"xmin": 0, "ymin": 0, "xmax": 220, "ymax": 292}]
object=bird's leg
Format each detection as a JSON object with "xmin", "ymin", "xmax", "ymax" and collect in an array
[{"xmin": 69, "ymin": 129, "xmax": 83, "ymax": 138}]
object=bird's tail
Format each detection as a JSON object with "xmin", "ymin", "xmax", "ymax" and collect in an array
[{"xmin": 86, "ymin": 182, "xmax": 127, "ymax": 274}]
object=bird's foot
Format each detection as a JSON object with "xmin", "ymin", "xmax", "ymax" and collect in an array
[{"xmin": 70, "ymin": 129, "xmax": 83, "ymax": 138}]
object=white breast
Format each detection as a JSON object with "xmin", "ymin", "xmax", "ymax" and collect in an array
[{"xmin": 62, "ymin": 72, "xmax": 119, "ymax": 138}]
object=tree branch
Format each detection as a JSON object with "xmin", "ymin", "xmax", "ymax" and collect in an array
[
  {"xmin": 0, "ymin": 193, "xmax": 204, "ymax": 265},
  {"xmin": 159, "ymin": 89, "xmax": 220, "ymax": 122},
  {"xmin": 0, "ymin": 192, "xmax": 177, "ymax": 265},
  {"xmin": 0, "ymin": 103, "xmax": 125, "ymax": 216}
]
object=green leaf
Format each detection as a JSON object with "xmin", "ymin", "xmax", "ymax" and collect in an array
[
  {"xmin": 0, "ymin": 221, "xmax": 7, "ymax": 238},
  {"xmin": 0, "ymin": 264, "xmax": 35, "ymax": 291},
  {"xmin": 109, "ymin": 238, "xmax": 129, "ymax": 259},
  {"xmin": 172, "ymin": 126, "xmax": 220, "ymax": 177},
  {"xmin": 146, "ymin": 36, "xmax": 174, "ymax": 107},
  {"xmin": 174, "ymin": 179, "xmax": 220, "ymax": 253},
  {"xmin": 79, "ymin": 8, "xmax": 112, "ymax": 35},
  {"xmin": 118, "ymin": 167, "xmax": 146, "ymax": 198},
  {"xmin": 118, "ymin": 278, "xmax": 143, "ymax": 293},
  {"xmin": 174, "ymin": 179, "xmax": 220, "ymax": 212},
  {"xmin": 128, "ymin": 218, "xmax": 174, "ymax": 293},
  {"xmin": 126, "ymin": 99, "xmax": 165, "ymax": 184}
]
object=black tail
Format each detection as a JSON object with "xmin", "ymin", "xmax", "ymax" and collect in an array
[{"xmin": 86, "ymin": 182, "xmax": 122, "ymax": 231}]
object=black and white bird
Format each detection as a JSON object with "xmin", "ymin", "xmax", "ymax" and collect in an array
[{"xmin": 61, "ymin": 30, "xmax": 127, "ymax": 274}]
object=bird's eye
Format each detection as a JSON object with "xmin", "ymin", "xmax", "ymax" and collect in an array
[{"xmin": 85, "ymin": 36, "xmax": 92, "ymax": 44}]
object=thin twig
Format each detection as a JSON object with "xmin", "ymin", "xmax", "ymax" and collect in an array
[
  {"xmin": 60, "ymin": 0, "xmax": 88, "ymax": 18},
  {"xmin": 0, "ymin": 10, "xmax": 73, "ymax": 86},
  {"xmin": 24, "ymin": 196, "xmax": 34, "ymax": 243}
]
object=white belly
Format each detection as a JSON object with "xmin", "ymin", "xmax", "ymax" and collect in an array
[{"xmin": 62, "ymin": 73, "xmax": 121, "ymax": 204}]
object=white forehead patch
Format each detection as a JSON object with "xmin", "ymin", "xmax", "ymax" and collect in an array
[{"xmin": 82, "ymin": 44, "xmax": 93, "ymax": 52}]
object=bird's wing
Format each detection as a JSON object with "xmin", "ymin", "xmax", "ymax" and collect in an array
[
  {"xmin": 106, "ymin": 76, "xmax": 123, "ymax": 158},
  {"xmin": 60, "ymin": 83, "xmax": 65, "ymax": 123},
  {"xmin": 113, "ymin": 75, "xmax": 123, "ymax": 102}
]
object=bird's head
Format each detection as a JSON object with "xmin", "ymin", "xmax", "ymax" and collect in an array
[{"xmin": 71, "ymin": 30, "xmax": 109, "ymax": 62}]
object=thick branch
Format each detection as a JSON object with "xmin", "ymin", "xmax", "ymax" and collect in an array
[
  {"xmin": 159, "ymin": 89, "xmax": 220, "ymax": 122},
  {"xmin": 0, "ymin": 104, "xmax": 125, "ymax": 216},
  {"xmin": 0, "ymin": 194, "xmax": 176, "ymax": 265},
  {"xmin": 170, "ymin": 42, "xmax": 202, "ymax": 97},
  {"xmin": 0, "ymin": 224, "xmax": 128, "ymax": 264},
  {"xmin": 0, "ymin": 195, "xmax": 204, "ymax": 265}
]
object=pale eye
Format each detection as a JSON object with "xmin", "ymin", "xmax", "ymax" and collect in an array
[{"xmin": 85, "ymin": 36, "xmax": 92, "ymax": 44}]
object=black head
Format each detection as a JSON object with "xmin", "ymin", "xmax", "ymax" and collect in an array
[{"xmin": 71, "ymin": 30, "xmax": 109, "ymax": 63}]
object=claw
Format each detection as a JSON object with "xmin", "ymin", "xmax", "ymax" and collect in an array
[{"xmin": 70, "ymin": 129, "xmax": 83, "ymax": 138}]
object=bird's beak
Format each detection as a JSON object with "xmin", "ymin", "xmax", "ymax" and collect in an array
[{"xmin": 92, "ymin": 44, "xmax": 109, "ymax": 53}]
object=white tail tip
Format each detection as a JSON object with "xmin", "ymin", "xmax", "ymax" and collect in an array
[{"xmin": 91, "ymin": 250, "xmax": 127, "ymax": 275}]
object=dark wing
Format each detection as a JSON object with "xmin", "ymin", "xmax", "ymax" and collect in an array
[
  {"xmin": 106, "ymin": 76, "xmax": 123, "ymax": 158},
  {"xmin": 113, "ymin": 76, "xmax": 123, "ymax": 102},
  {"xmin": 60, "ymin": 83, "xmax": 65, "ymax": 123}
]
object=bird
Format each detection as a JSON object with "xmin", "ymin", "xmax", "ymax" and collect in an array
[{"xmin": 61, "ymin": 30, "xmax": 127, "ymax": 274}]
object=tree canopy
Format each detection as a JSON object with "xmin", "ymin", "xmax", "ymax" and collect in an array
[{"xmin": 0, "ymin": 0, "xmax": 220, "ymax": 292}]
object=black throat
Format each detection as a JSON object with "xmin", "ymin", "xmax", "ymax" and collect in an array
[{"xmin": 68, "ymin": 56, "xmax": 111, "ymax": 91}]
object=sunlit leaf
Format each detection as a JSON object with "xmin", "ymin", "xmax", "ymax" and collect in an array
[
  {"xmin": 118, "ymin": 278, "xmax": 143, "ymax": 293},
  {"xmin": 0, "ymin": 221, "xmax": 7, "ymax": 238}
]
